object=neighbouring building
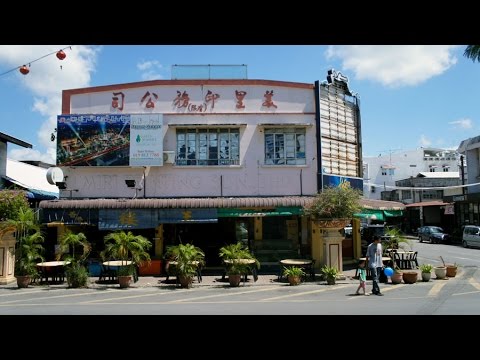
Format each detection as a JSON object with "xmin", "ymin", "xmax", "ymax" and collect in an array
[
  {"xmin": 38, "ymin": 66, "xmax": 365, "ymax": 271},
  {"xmin": 363, "ymin": 148, "xmax": 460, "ymax": 200}
]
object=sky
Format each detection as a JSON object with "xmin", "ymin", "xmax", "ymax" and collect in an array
[{"xmin": 0, "ymin": 45, "xmax": 478, "ymax": 165}]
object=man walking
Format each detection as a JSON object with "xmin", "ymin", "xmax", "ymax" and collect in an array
[{"xmin": 366, "ymin": 235, "xmax": 384, "ymax": 296}]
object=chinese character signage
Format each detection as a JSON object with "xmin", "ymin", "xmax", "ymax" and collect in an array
[{"xmin": 56, "ymin": 114, "xmax": 163, "ymax": 167}]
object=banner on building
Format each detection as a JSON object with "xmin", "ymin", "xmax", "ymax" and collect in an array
[{"xmin": 56, "ymin": 114, "xmax": 163, "ymax": 167}]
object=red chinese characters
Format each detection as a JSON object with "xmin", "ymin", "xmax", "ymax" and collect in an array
[
  {"xmin": 262, "ymin": 90, "xmax": 277, "ymax": 108},
  {"xmin": 173, "ymin": 91, "xmax": 190, "ymax": 108},
  {"xmin": 111, "ymin": 92, "xmax": 125, "ymax": 111},
  {"xmin": 140, "ymin": 91, "xmax": 158, "ymax": 109},
  {"xmin": 235, "ymin": 90, "xmax": 247, "ymax": 109},
  {"xmin": 205, "ymin": 90, "xmax": 220, "ymax": 109}
]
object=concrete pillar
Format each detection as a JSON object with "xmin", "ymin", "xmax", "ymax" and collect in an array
[
  {"xmin": 352, "ymin": 218, "xmax": 362, "ymax": 259},
  {"xmin": 154, "ymin": 224, "xmax": 164, "ymax": 257},
  {"xmin": 254, "ymin": 217, "xmax": 262, "ymax": 241},
  {"xmin": 310, "ymin": 221, "xmax": 323, "ymax": 270},
  {"xmin": 0, "ymin": 229, "xmax": 16, "ymax": 285}
]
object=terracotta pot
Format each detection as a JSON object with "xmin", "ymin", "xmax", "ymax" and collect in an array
[
  {"xmin": 287, "ymin": 275, "xmax": 302, "ymax": 286},
  {"xmin": 118, "ymin": 275, "xmax": 131, "ymax": 288},
  {"xmin": 391, "ymin": 272, "xmax": 403, "ymax": 284},
  {"xmin": 446, "ymin": 265, "xmax": 457, "ymax": 277},
  {"xmin": 326, "ymin": 276, "xmax": 336, "ymax": 285},
  {"xmin": 229, "ymin": 274, "xmax": 242, "ymax": 287},
  {"xmin": 402, "ymin": 271, "xmax": 418, "ymax": 284},
  {"xmin": 178, "ymin": 275, "xmax": 193, "ymax": 288},
  {"xmin": 16, "ymin": 275, "xmax": 31, "ymax": 288}
]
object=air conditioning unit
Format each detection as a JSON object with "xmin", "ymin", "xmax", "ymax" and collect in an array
[{"xmin": 163, "ymin": 151, "xmax": 175, "ymax": 164}]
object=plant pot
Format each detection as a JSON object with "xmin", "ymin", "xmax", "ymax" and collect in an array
[
  {"xmin": 118, "ymin": 275, "xmax": 131, "ymax": 288},
  {"xmin": 421, "ymin": 272, "xmax": 431, "ymax": 282},
  {"xmin": 434, "ymin": 266, "xmax": 447, "ymax": 279},
  {"xmin": 16, "ymin": 275, "xmax": 31, "ymax": 288},
  {"xmin": 391, "ymin": 272, "xmax": 403, "ymax": 284},
  {"xmin": 326, "ymin": 276, "xmax": 336, "ymax": 285},
  {"xmin": 446, "ymin": 265, "xmax": 457, "ymax": 277},
  {"xmin": 287, "ymin": 275, "xmax": 302, "ymax": 286},
  {"xmin": 229, "ymin": 274, "xmax": 242, "ymax": 287},
  {"xmin": 178, "ymin": 274, "xmax": 193, "ymax": 288},
  {"xmin": 402, "ymin": 271, "xmax": 418, "ymax": 284}
]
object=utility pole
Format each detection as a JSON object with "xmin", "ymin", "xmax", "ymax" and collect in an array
[{"xmin": 460, "ymin": 155, "xmax": 466, "ymax": 196}]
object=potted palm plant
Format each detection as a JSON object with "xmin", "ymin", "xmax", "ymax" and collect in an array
[
  {"xmin": 283, "ymin": 266, "xmax": 305, "ymax": 286},
  {"xmin": 57, "ymin": 230, "xmax": 92, "ymax": 288},
  {"xmin": 14, "ymin": 231, "xmax": 45, "ymax": 288},
  {"xmin": 320, "ymin": 265, "xmax": 339, "ymax": 285},
  {"xmin": 165, "ymin": 243, "xmax": 205, "ymax": 288},
  {"xmin": 219, "ymin": 242, "xmax": 259, "ymax": 287},
  {"xmin": 102, "ymin": 230, "xmax": 152, "ymax": 288}
]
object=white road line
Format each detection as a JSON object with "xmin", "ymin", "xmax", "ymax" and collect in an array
[
  {"xmin": 260, "ymin": 285, "xmax": 349, "ymax": 301},
  {"xmin": 169, "ymin": 286, "xmax": 279, "ymax": 303},
  {"xmin": 468, "ymin": 277, "xmax": 480, "ymax": 291},
  {"xmin": 1, "ymin": 290, "xmax": 114, "ymax": 304},
  {"xmin": 0, "ymin": 290, "xmax": 43, "ymax": 297},
  {"xmin": 82, "ymin": 288, "xmax": 206, "ymax": 303},
  {"xmin": 349, "ymin": 284, "xmax": 406, "ymax": 300}
]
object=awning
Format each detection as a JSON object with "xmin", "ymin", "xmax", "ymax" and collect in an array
[
  {"xmin": 405, "ymin": 201, "xmax": 451, "ymax": 208},
  {"xmin": 383, "ymin": 210, "xmax": 404, "ymax": 217},
  {"xmin": 3, "ymin": 175, "xmax": 58, "ymax": 200},
  {"xmin": 354, "ymin": 209, "xmax": 385, "ymax": 221}
]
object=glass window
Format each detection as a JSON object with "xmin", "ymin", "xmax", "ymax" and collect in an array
[
  {"xmin": 176, "ymin": 128, "xmax": 240, "ymax": 166},
  {"xmin": 264, "ymin": 128, "xmax": 306, "ymax": 165}
]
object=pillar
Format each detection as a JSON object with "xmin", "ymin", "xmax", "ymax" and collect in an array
[
  {"xmin": 254, "ymin": 217, "xmax": 262, "ymax": 241},
  {"xmin": 352, "ymin": 218, "xmax": 362, "ymax": 259},
  {"xmin": 320, "ymin": 227, "xmax": 344, "ymax": 273},
  {"xmin": 310, "ymin": 221, "xmax": 323, "ymax": 270},
  {"xmin": 154, "ymin": 224, "xmax": 164, "ymax": 257},
  {"xmin": 0, "ymin": 229, "xmax": 16, "ymax": 285}
]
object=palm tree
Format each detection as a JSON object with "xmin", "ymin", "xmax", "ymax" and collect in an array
[
  {"xmin": 57, "ymin": 230, "xmax": 91, "ymax": 261},
  {"xmin": 15, "ymin": 231, "xmax": 45, "ymax": 276},
  {"xmin": 464, "ymin": 45, "xmax": 480, "ymax": 62},
  {"xmin": 101, "ymin": 230, "xmax": 152, "ymax": 267},
  {"xmin": 7, "ymin": 207, "xmax": 39, "ymax": 242}
]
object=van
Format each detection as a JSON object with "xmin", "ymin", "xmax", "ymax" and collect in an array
[{"xmin": 462, "ymin": 225, "xmax": 480, "ymax": 248}]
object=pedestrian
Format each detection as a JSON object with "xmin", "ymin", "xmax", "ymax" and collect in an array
[
  {"xmin": 366, "ymin": 235, "xmax": 384, "ymax": 296},
  {"xmin": 355, "ymin": 260, "xmax": 369, "ymax": 295}
]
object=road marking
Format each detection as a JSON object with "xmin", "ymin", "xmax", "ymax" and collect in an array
[
  {"xmin": 169, "ymin": 286, "xmax": 279, "ymax": 303},
  {"xmin": 1, "ymin": 290, "xmax": 114, "ymax": 304},
  {"xmin": 82, "ymin": 288, "xmax": 206, "ymax": 303},
  {"xmin": 0, "ymin": 290, "xmax": 43, "ymax": 297},
  {"xmin": 260, "ymin": 285, "xmax": 349, "ymax": 301},
  {"xmin": 428, "ymin": 281, "xmax": 447, "ymax": 297},
  {"xmin": 468, "ymin": 277, "xmax": 480, "ymax": 291},
  {"xmin": 349, "ymin": 284, "xmax": 406, "ymax": 300},
  {"xmin": 452, "ymin": 290, "xmax": 480, "ymax": 296}
]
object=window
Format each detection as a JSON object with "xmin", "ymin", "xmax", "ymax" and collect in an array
[
  {"xmin": 264, "ymin": 128, "xmax": 306, "ymax": 165},
  {"xmin": 388, "ymin": 169, "xmax": 395, "ymax": 175},
  {"xmin": 371, "ymin": 186, "xmax": 376, "ymax": 193},
  {"xmin": 176, "ymin": 128, "xmax": 240, "ymax": 166}
]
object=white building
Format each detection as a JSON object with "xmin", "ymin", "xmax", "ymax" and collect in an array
[{"xmin": 363, "ymin": 148, "xmax": 460, "ymax": 200}]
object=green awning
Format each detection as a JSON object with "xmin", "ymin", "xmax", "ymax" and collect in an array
[
  {"xmin": 383, "ymin": 210, "xmax": 404, "ymax": 217},
  {"xmin": 353, "ymin": 210, "xmax": 385, "ymax": 221},
  {"xmin": 218, "ymin": 207, "xmax": 303, "ymax": 217}
]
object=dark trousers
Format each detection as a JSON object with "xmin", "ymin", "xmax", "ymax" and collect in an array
[{"xmin": 370, "ymin": 266, "xmax": 382, "ymax": 294}]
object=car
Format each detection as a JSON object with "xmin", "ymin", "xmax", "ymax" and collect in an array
[
  {"xmin": 418, "ymin": 226, "xmax": 449, "ymax": 244},
  {"xmin": 462, "ymin": 225, "xmax": 480, "ymax": 248}
]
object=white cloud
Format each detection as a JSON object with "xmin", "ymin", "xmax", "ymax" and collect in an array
[
  {"xmin": 0, "ymin": 45, "xmax": 100, "ymax": 163},
  {"xmin": 325, "ymin": 45, "xmax": 460, "ymax": 87},
  {"xmin": 419, "ymin": 135, "xmax": 432, "ymax": 146},
  {"xmin": 449, "ymin": 118, "xmax": 473, "ymax": 129},
  {"xmin": 137, "ymin": 60, "xmax": 164, "ymax": 80}
]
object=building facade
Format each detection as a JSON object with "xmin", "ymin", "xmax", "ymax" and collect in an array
[{"xmin": 39, "ymin": 70, "xmax": 363, "ymax": 270}]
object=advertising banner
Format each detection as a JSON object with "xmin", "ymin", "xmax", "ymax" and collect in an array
[
  {"xmin": 56, "ymin": 114, "xmax": 163, "ymax": 166},
  {"xmin": 322, "ymin": 174, "xmax": 363, "ymax": 191}
]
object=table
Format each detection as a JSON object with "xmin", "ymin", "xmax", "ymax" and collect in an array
[
  {"xmin": 279, "ymin": 258, "xmax": 316, "ymax": 281},
  {"xmin": 166, "ymin": 260, "xmax": 202, "ymax": 283},
  {"xmin": 36, "ymin": 261, "xmax": 70, "ymax": 284},
  {"xmin": 222, "ymin": 259, "xmax": 258, "ymax": 282},
  {"xmin": 100, "ymin": 261, "xmax": 136, "ymax": 282}
]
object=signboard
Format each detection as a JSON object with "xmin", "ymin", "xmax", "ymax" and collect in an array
[
  {"xmin": 444, "ymin": 204, "xmax": 454, "ymax": 215},
  {"xmin": 56, "ymin": 114, "xmax": 163, "ymax": 167},
  {"xmin": 322, "ymin": 174, "xmax": 363, "ymax": 191}
]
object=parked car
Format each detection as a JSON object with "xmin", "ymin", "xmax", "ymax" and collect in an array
[
  {"xmin": 462, "ymin": 225, "xmax": 480, "ymax": 248},
  {"xmin": 418, "ymin": 226, "xmax": 450, "ymax": 244}
]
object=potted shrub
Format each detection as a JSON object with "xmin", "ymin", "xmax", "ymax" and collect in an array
[
  {"xmin": 102, "ymin": 230, "xmax": 152, "ymax": 288},
  {"xmin": 219, "ymin": 242, "xmax": 259, "ymax": 287},
  {"xmin": 57, "ymin": 230, "xmax": 92, "ymax": 288},
  {"xmin": 283, "ymin": 266, "xmax": 305, "ymax": 286},
  {"xmin": 14, "ymin": 231, "xmax": 45, "ymax": 288},
  {"xmin": 419, "ymin": 263, "xmax": 433, "ymax": 282},
  {"xmin": 165, "ymin": 243, "xmax": 205, "ymax": 288},
  {"xmin": 304, "ymin": 182, "xmax": 362, "ymax": 229},
  {"xmin": 391, "ymin": 267, "xmax": 403, "ymax": 284},
  {"xmin": 321, "ymin": 265, "xmax": 339, "ymax": 285}
]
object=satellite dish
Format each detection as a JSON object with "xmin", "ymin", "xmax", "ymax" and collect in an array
[{"xmin": 46, "ymin": 167, "xmax": 64, "ymax": 185}]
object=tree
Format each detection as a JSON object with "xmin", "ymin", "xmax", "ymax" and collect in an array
[
  {"xmin": 57, "ymin": 230, "xmax": 91, "ymax": 261},
  {"xmin": 464, "ymin": 45, "xmax": 480, "ymax": 63},
  {"xmin": 101, "ymin": 230, "xmax": 151, "ymax": 266}
]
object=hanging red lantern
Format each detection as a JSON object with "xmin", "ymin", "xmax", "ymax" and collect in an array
[
  {"xmin": 19, "ymin": 65, "xmax": 29, "ymax": 75},
  {"xmin": 56, "ymin": 50, "xmax": 66, "ymax": 60}
]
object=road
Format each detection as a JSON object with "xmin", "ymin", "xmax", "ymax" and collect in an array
[{"xmin": 1, "ymin": 238, "xmax": 479, "ymax": 315}]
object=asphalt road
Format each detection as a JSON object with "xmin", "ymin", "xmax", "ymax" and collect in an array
[{"xmin": 1, "ymin": 238, "xmax": 479, "ymax": 315}]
